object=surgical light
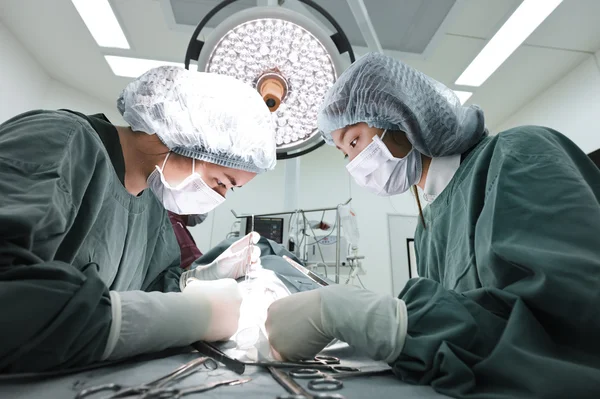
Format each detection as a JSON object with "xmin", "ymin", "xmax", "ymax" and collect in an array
[{"xmin": 185, "ymin": 1, "xmax": 355, "ymax": 159}]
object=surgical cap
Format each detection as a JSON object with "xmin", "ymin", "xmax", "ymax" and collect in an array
[
  {"xmin": 318, "ymin": 53, "xmax": 486, "ymax": 157},
  {"xmin": 117, "ymin": 66, "xmax": 276, "ymax": 173}
]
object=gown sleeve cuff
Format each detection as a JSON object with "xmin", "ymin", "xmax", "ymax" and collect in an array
[
  {"xmin": 101, "ymin": 291, "xmax": 122, "ymax": 360},
  {"xmin": 384, "ymin": 298, "xmax": 408, "ymax": 363},
  {"xmin": 104, "ymin": 290, "xmax": 210, "ymax": 361}
]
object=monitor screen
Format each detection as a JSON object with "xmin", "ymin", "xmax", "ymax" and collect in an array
[{"xmin": 245, "ymin": 217, "xmax": 284, "ymax": 244}]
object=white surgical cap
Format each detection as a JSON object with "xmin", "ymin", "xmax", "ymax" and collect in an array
[
  {"xmin": 318, "ymin": 53, "xmax": 486, "ymax": 157},
  {"xmin": 117, "ymin": 66, "xmax": 276, "ymax": 173}
]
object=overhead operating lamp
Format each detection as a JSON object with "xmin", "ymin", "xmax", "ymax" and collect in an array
[{"xmin": 184, "ymin": 0, "xmax": 355, "ymax": 159}]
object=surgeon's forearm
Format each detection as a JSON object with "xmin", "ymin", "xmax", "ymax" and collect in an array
[
  {"xmin": 102, "ymin": 290, "xmax": 210, "ymax": 361},
  {"xmin": 320, "ymin": 285, "xmax": 408, "ymax": 363}
]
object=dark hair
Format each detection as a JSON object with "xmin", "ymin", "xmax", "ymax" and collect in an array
[
  {"xmin": 412, "ymin": 186, "xmax": 426, "ymax": 228},
  {"xmin": 388, "ymin": 131, "xmax": 427, "ymax": 228}
]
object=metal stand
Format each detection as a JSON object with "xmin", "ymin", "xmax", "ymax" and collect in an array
[
  {"xmin": 345, "ymin": 255, "xmax": 365, "ymax": 286},
  {"xmin": 232, "ymin": 199, "xmax": 352, "ymax": 283},
  {"xmin": 335, "ymin": 211, "xmax": 341, "ymax": 283}
]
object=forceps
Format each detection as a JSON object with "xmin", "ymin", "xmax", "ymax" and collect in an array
[
  {"xmin": 296, "ymin": 356, "xmax": 340, "ymax": 366},
  {"xmin": 244, "ymin": 214, "xmax": 255, "ymax": 281},
  {"xmin": 288, "ymin": 368, "xmax": 393, "ymax": 392},
  {"xmin": 289, "ymin": 356, "xmax": 358, "ymax": 373},
  {"xmin": 134, "ymin": 377, "xmax": 251, "ymax": 399},
  {"xmin": 193, "ymin": 341, "xmax": 360, "ymax": 374},
  {"xmin": 75, "ymin": 356, "xmax": 217, "ymax": 398}
]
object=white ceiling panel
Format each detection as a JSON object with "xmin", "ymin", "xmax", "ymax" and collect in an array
[
  {"xmin": 364, "ymin": 0, "xmax": 456, "ymax": 53},
  {"xmin": 170, "ymin": 0, "xmax": 257, "ymax": 29},
  {"xmin": 446, "ymin": 0, "xmax": 521, "ymax": 39},
  {"xmin": 472, "ymin": 44, "xmax": 588, "ymax": 129},
  {"xmin": 447, "ymin": 0, "xmax": 600, "ymax": 53},
  {"xmin": 525, "ymin": 0, "xmax": 600, "ymax": 52},
  {"xmin": 0, "ymin": 0, "xmax": 598, "ymax": 133}
]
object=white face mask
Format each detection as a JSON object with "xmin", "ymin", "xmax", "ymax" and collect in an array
[
  {"xmin": 147, "ymin": 153, "xmax": 225, "ymax": 214},
  {"xmin": 346, "ymin": 130, "xmax": 422, "ymax": 196}
]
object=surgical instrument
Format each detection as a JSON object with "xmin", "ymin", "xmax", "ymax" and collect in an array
[
  {"xmin": 296, "ymin": 355, "xmax": 340, "ymax": 366},
  {"xmin": 275, "ymin": 355, "xmax": 359, "ymax": 373},
  {"xmin": 193, "ymin": 341, "xmax": 359, "ymax": 374},
  {"xmin": 269, "ymin": 366, "xmax": 344, "ymax": 399},
  {"xmin": 75, "ymin": 356, "xmax": 217, "ymax": 399},
  {"xmin": 192, "ymin": 341, "xmax": 245, "ymax": 375},
  {"xmin": 254, "ymin": 362, "xmax": 359, "ymax": 373},
  {"xmin": 282, "ymin": 256, "xmax": 329, "ymax": 287},
  {"xmin": 288, "ymin": 368, "xmax": 394, "ymax": 392},
  {"xmin": 137, "ymin": 377, "xmax": 251, "ymax": 399},
  {"xmin": 240, "ymin": 214, "xmax": 255, "ymax": 282}
]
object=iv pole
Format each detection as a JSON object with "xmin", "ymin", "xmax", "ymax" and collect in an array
[{"xmin": 231, "ymin": 198, "xmax": 352, "ymax": 284}]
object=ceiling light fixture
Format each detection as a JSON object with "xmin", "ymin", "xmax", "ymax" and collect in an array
[
  {"xmin": 455, "ymin": 0, "xmax": 563, "ymax": 87},
  {"xmin": 105, "ymin": 55, "xmax": 184, "ymax": 78},
  {"xmin": 453, "ymin": 90, "xmax": 473, "ymax": 105},
  {"xmin": 185, "ymin": 0, "xmax": 355, "ymax": 159},
  {"xmin": 71, "ymin": 0, "xmax": 130, "ymax": 49}
]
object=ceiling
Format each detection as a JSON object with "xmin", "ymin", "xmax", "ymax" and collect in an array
[
  {"xmin": 169, "ymin": 0, "xmax": 457, "ymax": 54},
  {"xmin": 1, "ymin": 0, "xmax": 599, "ymax": 131}
]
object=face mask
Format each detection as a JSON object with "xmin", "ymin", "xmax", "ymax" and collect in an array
[
  {"xmin": 187, "ymin": 213, "xmax": 208, "ymax": 227},
  {"xmin": 346, "ymin": 130, "xmax": 422, "ymax": 196},
  {"xmin": 147, "ymin": 153, "xmax": 225, "ymax": 214}
]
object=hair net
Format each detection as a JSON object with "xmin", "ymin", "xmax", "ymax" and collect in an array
[
  {"xmin": 117, "ymin": 66, "xmax": 276, "ymax": 173},
  {"xmin": 318, "ymin": 53, "xmax": 486, "ymax": 157}
]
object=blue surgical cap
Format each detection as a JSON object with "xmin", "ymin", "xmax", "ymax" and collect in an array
[{"xmin": 317, "ymin": 53, "xmax": 486, "ymax": 157}]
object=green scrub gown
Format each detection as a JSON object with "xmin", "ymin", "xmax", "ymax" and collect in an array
[
  {"xmin": 392, "ymin": 126, "xmax": 600, "ymax": 398},
  {"xmin": 0, "ymin": 110, "xmax": 182, "ymax": 372}
]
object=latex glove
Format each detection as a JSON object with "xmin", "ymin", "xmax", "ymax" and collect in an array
[
  {"xmin": 265, "ymin": 288, "xmax": 332, "ymax": 361},
  {"xmin": 266, "ymin": 285, "xmax": 408, "ymax": 363},
  {"xmin": 181, "ymin": 232, "xmax": 261, "ymax": 288},
  {"xmin": 183, "ymin": 278, "xmax": 242, "ymax": 341},
  {"xmin": 103, "ymin": 278, "xmax": 242, "ymax": 361}
]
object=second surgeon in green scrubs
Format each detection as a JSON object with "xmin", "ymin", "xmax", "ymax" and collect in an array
[
  {"xmin": 0, "ymin": 66, "xmax": 275, "ymax": 372},
  {"xmin": 266, "ymin": 53, "xmax": 600, "ymax": 398}
]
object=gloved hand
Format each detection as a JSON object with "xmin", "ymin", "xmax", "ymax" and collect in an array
[
  {"xmin": 183, "ymin": 278, "xmax": 242, "ymax": 341},
  {"xmin": 181, "ymin": 232, "xmax": 261, "ymax": 288},
  {"xmin": 266, "ymin": 285, "xmax": 408, "ymax": 363},
  {"xmin": 103, "ymin": 278, "xmax": 242, "ymax": 361}
]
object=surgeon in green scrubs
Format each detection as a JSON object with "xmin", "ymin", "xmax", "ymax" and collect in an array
[
  {"xmin": 266, "ymin": 53, "xmax": 600, "ymax": 398},
  {"xmin": 0, "ymin": 66, "xmax": 275, "ymax": 372}
]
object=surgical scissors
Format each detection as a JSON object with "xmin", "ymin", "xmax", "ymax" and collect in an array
[
  {"xmin": 75, "ymin": 356, "xmax": 218, "ymax": 398},
  {"xmin": 193, "ymin": 340, "xmax": 360, "ymax": 374},
  {"xmin": 288, "ymin": 368, "xmax": 393, "ymax": 392},
  {"xmin": 290, "ymin": 356, "xmax": 358, "ymax": 373},
  {"xmin": 136, "ymin": 377, "xmax": 251, "ymax": 399},
  {"xmin": 269, "ymin": 366, "xmax": 344, "ymax": 399}
]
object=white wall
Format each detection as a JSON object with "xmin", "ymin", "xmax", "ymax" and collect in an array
[
  {"xmin": 0, "ymin": 21, "xmax": 121, "ymax": 124},
  {"xmin": 298, "ymin": 145, "xmax": 420, "ymax": 295},
  {"xmin": 495, "ymin": 50, "xmax": 600, "ymax": 154},
  {"xmin": 0, "ymin": 21, "xmax": 48, "ymax": 122},
  {"xmin": 190, "ymin": 142, "xmax": 420, "ymax": 296},
  {"xmin": 43, "ymin": 79, "xmax": 125, "ymax": 124}
]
